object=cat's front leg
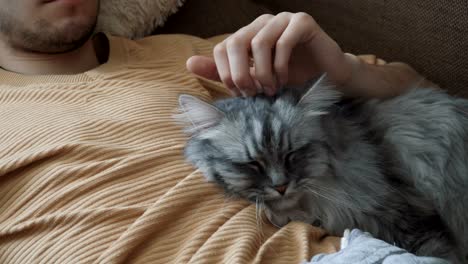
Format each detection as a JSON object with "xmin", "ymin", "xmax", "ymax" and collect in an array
[
  {"xmin": 262, "ymin": 193, "xmax": 312, "ymax": 227},
  {"xmin": 263, "ymin": 205, "xmax": 312, "ymax": 228},
  {"xmin": 264, "ymin": 207, "xmax": 290, "ymax": 227}
]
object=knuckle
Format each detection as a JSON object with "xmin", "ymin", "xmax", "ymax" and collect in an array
[
  {"xmin": 295, "ymin": 12, "xmax": 311, "ymax": 19},
  {"xmin": 275, "ymin": 39, "xmax": 290, "ymax": 50},
  {"xmin": 294, "ymin": 12, "xmax": 314, "ymax": 24},
  {"xmin": 213, "ymin": 43, "xmax": 226, "ymax": 56},
  {"xmin": 250, "ymin": 37, "xmax": 268, "ymax": 50},
  {"xmin": 257, "ymin": 14, "xmax": 274, "ymax": 22},
  {"xmin": 236, "ymin": 26, "xmax": 250, "ymax": 36},
  {"xmin": 293, "ymin": 12, "xmax": 320, "ymax": 35},
  {"xmin": 226, "ymin": 36, "xmax": 245, "ymax": 49},
  {"xmin": 276, "ymin": 11, "xmax": 292, "ymax": 18}
]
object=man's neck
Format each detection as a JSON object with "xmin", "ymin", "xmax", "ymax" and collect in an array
[{"xmin": 0, "ymin": 37, "xmax": 101, "ymax": 75}]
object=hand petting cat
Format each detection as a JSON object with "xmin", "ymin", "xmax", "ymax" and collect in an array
[{"xmin": 187, "ymin": 12, "xmax": 433, "ymax": 98}]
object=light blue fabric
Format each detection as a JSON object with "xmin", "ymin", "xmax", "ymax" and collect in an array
[{"xmin": 306, "ymin": 229, "xmax": 450, "ymax": 264}]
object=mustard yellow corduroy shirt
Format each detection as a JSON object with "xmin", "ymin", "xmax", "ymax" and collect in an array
[{"xmin": 0, "ymin": 33, "xmax": 339, "ymax": 264}]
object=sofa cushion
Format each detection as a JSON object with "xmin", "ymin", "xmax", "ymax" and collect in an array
[{"xmin": 257, "ymin": 0, "xmax": 468, "ymax": 97}]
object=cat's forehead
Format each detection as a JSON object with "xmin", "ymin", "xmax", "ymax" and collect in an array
[
  {"xmin": 215, "ymin": 96, "xmax": 274, "ymax": 113},
  {"xmin": 198, "ymin": 103, "xmax": 320, "ymax": 160}
]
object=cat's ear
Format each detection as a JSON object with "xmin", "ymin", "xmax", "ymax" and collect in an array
[
  {"xmin": 298, "ymin": 74, "xmax": 342, "ymax": 116},
  {"xmin": 175, "ymin": 94, "xmax": 224, "ymax": 134}
]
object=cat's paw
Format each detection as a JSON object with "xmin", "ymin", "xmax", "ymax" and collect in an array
[{"xmin": 264, "ymin": 208, "xmax": 290, "ymax": 228}]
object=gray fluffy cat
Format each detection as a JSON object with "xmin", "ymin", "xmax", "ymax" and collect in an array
[{"xmin": 176, "ymin": 75, "xmax": 468, "ymax": 263}]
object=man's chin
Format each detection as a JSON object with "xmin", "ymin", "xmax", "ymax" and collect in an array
[
  {"xmin": 42, "ymin": 33, "xmax": 93, "ymax": 54},
  {"xmin": 19, "ymin": 21, "xmax": 96, "ymax": 54},
  {"xmin": 0, "ymin": 0, "xmax": 99, "ymax": 54}
]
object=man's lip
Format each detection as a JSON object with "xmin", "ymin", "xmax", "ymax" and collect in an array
[{"xmin": 41, "ymin": 0, "xmax": 83, "ymax": 4}]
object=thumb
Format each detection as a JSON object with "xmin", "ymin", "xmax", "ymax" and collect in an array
[{"xmin": 186, "ymin": 55, "xmax": 221, "ymax": 82}]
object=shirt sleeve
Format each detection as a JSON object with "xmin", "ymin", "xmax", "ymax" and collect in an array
[{"xmin": 307, "ymin": 229, "xmax": 450, "ymax": 264}]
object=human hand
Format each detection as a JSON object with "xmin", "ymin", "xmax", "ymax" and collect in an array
[
  {"xmin": 187, "ymin": 12, "xmax": 429, "ymax": 98},
  {"xmin": 187, "ymin": 12, "xmax": 352, "ymax": 96}
]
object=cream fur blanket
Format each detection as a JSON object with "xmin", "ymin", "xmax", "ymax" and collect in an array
[{"xmin": 96, "ymin": 0, "xmax": 185, "ymax": 38}]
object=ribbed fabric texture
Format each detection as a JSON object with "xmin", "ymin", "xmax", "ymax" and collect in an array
[{"xmin": 0, "ymin": 34, "xmax": 339, "ymax": 263}]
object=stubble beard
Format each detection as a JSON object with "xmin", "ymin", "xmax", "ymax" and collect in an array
[{"xmin": 0, "ymin": 6, "xmax": 98, "ymax": 54}]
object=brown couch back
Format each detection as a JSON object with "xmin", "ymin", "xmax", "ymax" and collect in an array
[{"xmin": 156, "ymin": 0, "xmax": 468, "ymax": 97}]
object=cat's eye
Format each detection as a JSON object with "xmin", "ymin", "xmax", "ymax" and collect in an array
[
  {"xmin": 285, "ymin": 151, "xmax": 297, "ymax": 166},
  {"xmin": 247, "ymin": 160, "xmax": 263, "ymax": 172}
]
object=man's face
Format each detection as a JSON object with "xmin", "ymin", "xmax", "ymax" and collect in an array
[{"xmin": 0, "ymin": 0, "xmax": 99, "ymax": 53}]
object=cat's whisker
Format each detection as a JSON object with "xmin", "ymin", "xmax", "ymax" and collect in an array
[
  {"xmin": 306, "ymin": 183, "xmax": 368, "ymax": 199},
  {"xmin": 340, "ymin": 181, "xmax": 394, "ymax": 210},
  {"xmin": 304, "ymin": 187, "xmax": 357, "ymax": 211},
  {"xmin": 298, "ymin": 176, "xmax": 391, "ymax": 202},
  {"xmin": 295, "ymin": 177, "xmax": 370, "ymax": 198},
  {"xmin": 258, "ymin": 198, "xmax": 267, "ymax": 239},
  {"xmin": 255, "ymin": 197, "xmax": 262, "ymax": 230},
  {"xmin": 304, "ymin": 184, "xmax": 352, "ymax": 202},
  {"xmin": 302, "ymin": 185, "xmax": 370, "ymax": 212}
]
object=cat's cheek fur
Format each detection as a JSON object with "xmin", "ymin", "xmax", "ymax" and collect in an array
[
  {"xmin": 202, "ymin": 170, "xmax": 216, "ymax": 182},
  {"xmin": 185, "ymin": 154, "xmax": 215, "ymax": 182}
]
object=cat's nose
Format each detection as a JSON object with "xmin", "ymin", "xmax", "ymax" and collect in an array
[{"xmin": 275, "ymin": 185, "xmax": 288, "ymax": 195}]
